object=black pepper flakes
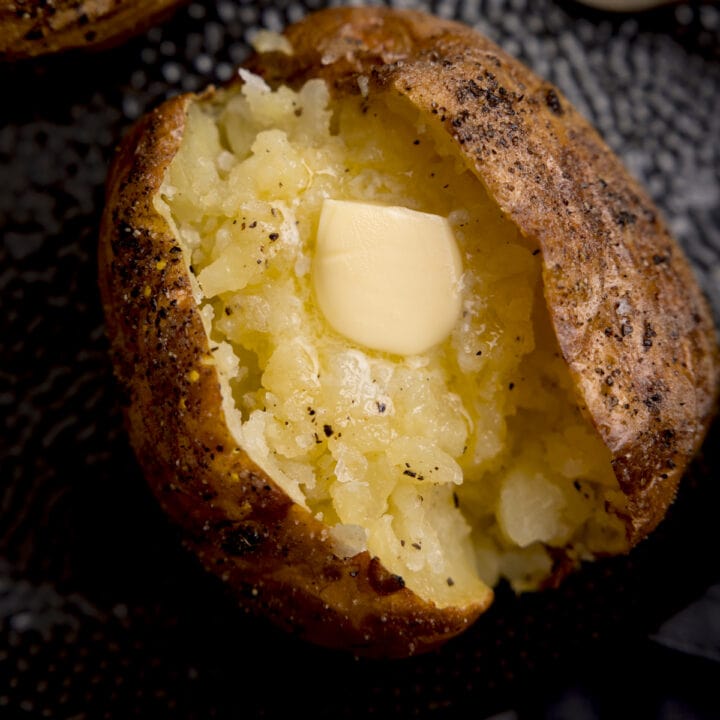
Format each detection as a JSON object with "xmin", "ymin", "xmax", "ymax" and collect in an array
[
  {"xmin": 368, "ymin": 557, "xmax": 405, "ymax": 595},
  {"xmin": 544, "ymin": 88, "xmax": 563, "ymax": 115},
  {"xmin": 615, "ymin": 210, "xmax": 637, "ymax": 226},
  {"xmin": 645, "ymin": 393, "xmax": 663, "ymax": 408},
  {"xmin": 643, "ymin": 322, "xmax": 656, "ymax": 348}
]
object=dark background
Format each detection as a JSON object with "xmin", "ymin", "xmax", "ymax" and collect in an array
[{"xmin": 1, "ymin": 0, "xmax": 719, "ymax": 717}]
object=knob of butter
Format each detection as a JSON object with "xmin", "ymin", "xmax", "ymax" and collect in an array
[{"xmin": 312, "ymin": 200, "xmax": 463, "ymax": 356}]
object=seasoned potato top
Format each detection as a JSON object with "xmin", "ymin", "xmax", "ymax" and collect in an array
[{"xmin": 156, "ymin": 72, "xmax": 629, "ymax": 606}]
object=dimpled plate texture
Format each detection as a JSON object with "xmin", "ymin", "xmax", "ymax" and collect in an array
[{"xmin": 1, "ymin": 1, "xmax": 719, "ymax": 718}]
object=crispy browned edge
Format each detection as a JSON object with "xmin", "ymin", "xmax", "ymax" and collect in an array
[
  {"xmin": 98, "ymin": 6, "xmax": 719, "ymax": 656},
  {"xmin": 98, "ymin": 73, "xmax": 491, "ymax": 661},
  {"xmin": 0, "ymin": 0, "xmax": 186, "ymax": 60},
  {"xmin": 248, "ymin": 6, "xmax": 720, "ymax": 544}
]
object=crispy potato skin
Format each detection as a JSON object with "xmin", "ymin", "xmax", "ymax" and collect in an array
[
  {"xmin": 99, "ymin": 7, "xmax": 719, "ymax": 656},
  {"xmin": 251, "ymin": 6, "xmax": 720, "ymax": 544},
  {"xmin": 0, "ymin": 0, "xmax": 185, "ymax": 60},
  {"xmin": 98, "ymin": 92, "xmax": 491, "ymax": 659}
]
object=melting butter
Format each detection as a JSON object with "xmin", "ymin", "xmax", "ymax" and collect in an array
[{"xmin": 313, "ymin": 200, "xmax": 463, "ymax": 356}]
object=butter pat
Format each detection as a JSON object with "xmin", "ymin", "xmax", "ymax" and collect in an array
[{"xmin": 313, "ymin": 200, "xmax": 463, "ymax": 356}]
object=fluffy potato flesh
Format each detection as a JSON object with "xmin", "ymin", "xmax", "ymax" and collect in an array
[{"xmin": 156, "ymin": 72, "xmax": 629, "ymax": 608}]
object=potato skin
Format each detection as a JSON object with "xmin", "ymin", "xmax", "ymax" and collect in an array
[
  {"xmin": 251, "ymin": 6, "xmax": 720, "ymax": 545},
  {"xmin": 0, "ymin": 0, "xmax": 185, "ymax": 60},
  {"xmin": 99, "ymin": 7, "xmax": 719, "ymax": 656}
]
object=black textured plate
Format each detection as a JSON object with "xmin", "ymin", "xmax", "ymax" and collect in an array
[{"xmin": 1, "ymin": 1, "xmax": 719, "ymax": 717}]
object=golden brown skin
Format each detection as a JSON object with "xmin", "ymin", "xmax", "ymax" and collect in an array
[
  {"xmin": 0, "ymin": 0, "xmax": 186, "ymax": 60},
  {"xmin": 99, "ymin": 7, "xmax": 719, "ymax": 656}
]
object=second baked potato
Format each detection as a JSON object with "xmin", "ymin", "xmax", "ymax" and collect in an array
[
  {"xmin": 0, "ymin": 0, "xmax": 185, "ymax": 60},
  {"xmin": 99, "ymin": 7, "xmax": 719, "ymax": 657}
]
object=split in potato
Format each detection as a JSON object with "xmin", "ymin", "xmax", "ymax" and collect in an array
[{"xmin": 156, "ymin": 72, "xmax": 630, "ymax": 607}]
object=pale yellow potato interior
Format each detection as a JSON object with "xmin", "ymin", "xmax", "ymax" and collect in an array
[{"xmin": 156, "ymin": 72, "xmax": 629, "ymax": 608}]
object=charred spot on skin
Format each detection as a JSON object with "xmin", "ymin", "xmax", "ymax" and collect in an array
[
  {"xmin": 615, "ymin": 210, "xmax": 637, "ymax": 226},
  {"xmin": 644, "ymin": 393, "xmax": 663, "ymax": 413},
  {"xmin": 323, "ymin": 565, "xmax": 343, "ymax": 581},
  {"xmin": 24, "ymin": 27, "xmax": 44, "ymax": 40},
  {"xmin": 545, "ymin": 88, "xmax": 563, "ymax": 116},
  {"xmin": 643, "ymin": 322, "xmax": 657, "ymax": 349},
  {"xmin": 368, "ymin": 557, "xmax": 406, "ymax": 595},
  {"xmin": 220, "ymin": 522, "xmax": 267, "ymax": 557},
  {"xmin": 659, "ymin": 428, "xmax": 676, "ymax": 447}
]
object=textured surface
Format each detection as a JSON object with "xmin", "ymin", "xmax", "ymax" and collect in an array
[{"xmin": 1, "ymin": 0, "xmax": 719, "ymax": 717}]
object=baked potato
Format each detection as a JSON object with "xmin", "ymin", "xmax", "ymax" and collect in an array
[
  {"xmin": 98, "ymin": 6, "xmax": 720, "ymax": 658},
  {"xmin": 0, "ymin": 0, "xmax": 185, "ymax": 60}
]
